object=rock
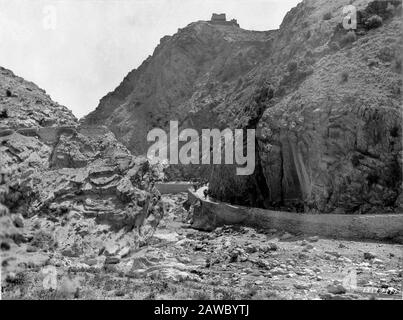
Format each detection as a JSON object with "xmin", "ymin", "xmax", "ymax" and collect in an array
[
  {"xmin": 325, "ymin": 251, "xmax": 341, "ymax": 258},
  {"xmin": 280, "ymin": 233, "xmax": 294, "ymax": 240},
  {"xmin": 327, "ymin": 284, "xmax": 347, "ymax": 295},
  {"xmin": 320, "ymin": 293, "xmax": 357, "ymax": 300},
  {"xmin": 302, "ymin": 244, "xmax": 314, "ymax": 251},
  {"xmin": 177, "ymin": 256, "xmax": 192, "ymax": 264},
  {"xmin": 372, "ymin": 258, "xmax": 384, "ymax": 265},
  {"xmin": 229, "ymin": 248, "xmax": 248, "ymax": 263},
  {"xmin": 13, "ymin": 215, "xmax": 24, "ymax": 228},
  {"xmin": 117, "ymin": 246, "xmax": 131, "ymax": 259},
  {"xmin": 103, "ymin": 243, "xmax": 120, "ymax": 256},
  {"xmin": 26, "ymin": 245, "xmax": 37, "ymax": 253},
  {"xmin": 364, "ymin": 252, "xmax": 376, "ymax": 260},
  {"xmin": 271, "ymin": 267, "xmax": 288, "ymax": 276},
  {"xmin": 104, "ymin": 256, "xmax": 120, "ymax": 265},
  {"xmin": 194, "ymin": 244, "xmax": 204, "ymax": 251},
  {"xmin": 294, "ymin": 283, "xmax": 312, "ymax": 290},
  {"xmin": 300, "ymin": 240, "xmax": 308, "ymax": 246},
  {"xmin": 83, "ymin": 258, "xmax": 97, "ymax": 266},
  {"xmin": 61, "ymin": 248, "xmax": 80, "ymax": 258},
  {"xmin": 307, "ymin": 236, "xmax": 319, "ymax": 243},
  {"xmin": 115, "ymin": 290, "xmax": 125, "ymax": 297},
  {"xmin": 1, "ymin": 241, "xmax": 10, "ymax": 251},
  {"xmin": 267, "ymin": 243, "xmax": 278, "ymax": 251},
  {"xmin": 245, "ymin": 244, "xmax": 258, "ymax": 254}
]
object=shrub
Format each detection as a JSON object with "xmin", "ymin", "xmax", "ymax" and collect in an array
[
  {"xmin": 0, "ymin": 109, "xmax": 8, "ymax": 119},
  {"xmin": 394, "ymin": 58, "xmax": 402, "ymax": 73},
  {"xmin": 365, "ymin": 15, "xmax": 383, "ymax": 29},
  {"xmin": 323, "ymin": 12, "xmax": 332, "ymax": 20},
  {"xmin": 368, "ymin": 58, "xmax": 379, "ymax": 67},
  {"xmin": 6, "ymin": 89, "xmax": 11, "ymax": 97},
  {"xmin": 341, "ymin": 71, "xmax": 349, "ymax": 83},
  {"xmin": 287, "ymin": 61, "xmax": 298, "ymax": 74},
  {"xmin": 31, "ymin": 230, "xmax": 57, "ymax": 251},
  {"xmin": 339, "ymin": 31, "xmax": 357, "ymax": 46},
  {"xmin": 377, "ymin": 46, "xmax": 395, "ymax": 62}
]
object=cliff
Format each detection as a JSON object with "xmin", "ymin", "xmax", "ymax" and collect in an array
[{"xmin": 82, "ymin": 0, "xmax": 402, "ymax": 214}]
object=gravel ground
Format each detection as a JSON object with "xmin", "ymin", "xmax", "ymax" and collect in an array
[{"xmin": 1, "ymin": 193, "xmax": 402, "ymax": 300}]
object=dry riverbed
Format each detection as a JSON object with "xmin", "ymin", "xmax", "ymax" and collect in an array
[{"xmin": 1, "ymin": 193, "xmax": 402, "ymax": 300}]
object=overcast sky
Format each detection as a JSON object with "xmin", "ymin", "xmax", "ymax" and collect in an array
[{"xmin": 0, "ymin": 0, "xmax": 300, "ymax": 118}]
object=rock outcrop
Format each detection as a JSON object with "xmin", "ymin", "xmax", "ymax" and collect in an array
[
  {"xmin": 83, "ymin": 0, "xmax": 402, "ymax": 214},
  {"xmin": 0, "ymin": 66, "xmax": 165, "ymax": 250}
]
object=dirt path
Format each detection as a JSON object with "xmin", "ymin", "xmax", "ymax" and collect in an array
[{"xmin": 1, "ymin": 193, "xmax": 402, "ymax": 300}]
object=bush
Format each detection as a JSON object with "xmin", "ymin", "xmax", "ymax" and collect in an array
[
  {"xmin": 323, "ymin": 12, "xmax": 332, "ymax": 20},
  {"xmin": 0, "ymin": 109, "xmax": 8, "ymax": 119},
  {"xmin": 341, "ymin": 71, "xmax": 349, "ymax": 83},
  {"xmin": 394, "ymin": 58, "xmax": 402, "ymax": 73},
  {"xmin": 377, "ymin": 46, "xmax": 395, "ymax": 62},
  {"xmin": 6, "ymin": 90, "xmax": 11, "ymax": 97},
  {"xmin": 365, "ymin": 15, "xmax": 383, "ymax": 29},
  {"xmin": 287, "ymin": 61, "xmax": 298, "ymax": 73},
  {"xmin": 339, "ymin": 31, "xmax": 357, "ymax": 46}
]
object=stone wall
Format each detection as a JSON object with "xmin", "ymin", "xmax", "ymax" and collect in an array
[{"xmin": 188, "ymin": 189, "xmax": 403, "ymax": 243}]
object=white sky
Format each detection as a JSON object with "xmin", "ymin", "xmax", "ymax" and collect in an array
[{"xmin": 0, "ymin": 0, "xmax": 300, "ymax": 118}]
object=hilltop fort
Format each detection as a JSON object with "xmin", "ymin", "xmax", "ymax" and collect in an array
[{"xmin": 209, "ymin": 13, "xmax": 240, "ymax": 27}]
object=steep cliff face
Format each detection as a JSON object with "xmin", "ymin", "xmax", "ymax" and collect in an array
[{"xmin": 84, "ymin": 0, "xmax": 402, "ymax": 214}]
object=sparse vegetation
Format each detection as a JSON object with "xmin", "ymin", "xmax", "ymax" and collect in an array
[
  {"xmin": 377, "ymin": 46, "xmax": 395, "ymax": 62},
  {"xmin": 30, "ymin": 230, "xmax": 57, "ymax": 251},
  {"xmin": 394, "ymin": 58, "xmax": 402, "ymax": 73},
  {"xmin": 323, "ymin": 12, "xmax": 332, "ymax": 21},
  {"xmin": 287, "ymin": 61, "xmax": 298, "ymax": 74},
  {"xmin": 341, "ymin": 71, "xmax": 349, "ymax": 83},
  {"xmin": 339, "ymin": 31, "xmax": 357, "ymax": 46},
  {"xmin": 365, "ymin": 15, "xmax": 383, "ymax": 29}
]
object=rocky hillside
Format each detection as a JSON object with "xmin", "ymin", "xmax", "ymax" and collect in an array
[
  {"xmin": 82, "ymin": 22, "xmax": 277, "ymax": 154},
  {"xmin": 83, "ymin": 0, "xmax": 402, "ymax": 214},
  {"xmin": 0, "ymin": 67, "xmax": 167, "ymax": 272},
  {"xmin": 0, "ymin": 67, "xmax": 77, "ymax": 128}
]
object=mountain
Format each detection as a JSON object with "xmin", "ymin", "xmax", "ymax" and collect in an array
[{"xmin": 85, "ymin": 0, "xmax": 402, "ymax": 214}]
